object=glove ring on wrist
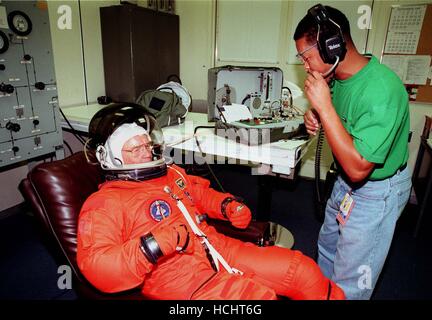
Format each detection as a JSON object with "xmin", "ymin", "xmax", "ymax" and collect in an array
[
  {"xmin": 221, "ymin": 196, "xmax": 243, "ymax": 218},
  {"xmin": 140, "ymin": 233, "xmax": 163, "ymax": 264}
]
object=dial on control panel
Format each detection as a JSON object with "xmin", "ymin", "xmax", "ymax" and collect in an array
[
  {"xmin": 0, "ymin": 83, "xmax": 15, "ymax": 94},
  {"xmin": 0, "ymin": 31, "xmax": 9, "ymax": 54},
  {"xmin": 8, "ymin": 11, "xmax": 33, "ymax": 37}
]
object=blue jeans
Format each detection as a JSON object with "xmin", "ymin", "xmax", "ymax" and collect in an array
[{"xmin": 317, "ymin": 166, "xmax": 412, "ymax": 300}]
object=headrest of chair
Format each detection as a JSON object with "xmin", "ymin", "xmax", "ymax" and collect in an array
[{"xmin": 26, "ymin": 151, "xmax": 103, "ymax": 273}]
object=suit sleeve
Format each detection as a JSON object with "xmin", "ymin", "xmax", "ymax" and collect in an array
[
  {"xmin": 77, "ymin": 196, "xmax": 153, "ymax": 294},
  {"xmin": 186, "ymin": 173, "xmax": 233, "ymax": 221}
]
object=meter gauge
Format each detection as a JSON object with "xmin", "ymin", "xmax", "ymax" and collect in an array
[
  {"xmin": 0, "ymin": 31, "xmax": 9, "ymax": 54},
  {"xmin": 8, "ymin": 11, "xmax": 33, "ymax": 37}
]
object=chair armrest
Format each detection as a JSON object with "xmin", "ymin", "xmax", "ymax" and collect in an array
[{"xmin": 207, "ymin": 218, "xmax": 272, "ymax": 246}]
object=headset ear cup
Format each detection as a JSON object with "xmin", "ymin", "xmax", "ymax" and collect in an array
[
  {"xmin": 308, "ymin": 4, "xmax": 346, "ymax": 65},
  {"xmin": 323, "ymin": 36, "xmax": 335, "ymax": 64},
  {"xmin": 317, "ymin": 35, "xmax": 330, "ymax": 64},
  {"xmin": 319, "ymin": 24, "xmax": 340, "ymax": 64},
  {"xmin": 324, "ymin": 35, "xmax": 346, "ymax": 64}
]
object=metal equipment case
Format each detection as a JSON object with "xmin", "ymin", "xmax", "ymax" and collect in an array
[
  {"xmin": 207, "ymin": 66, "xmax": 303, "ymax": 145},
  {"xmin": 207, "ymin": 66, "xmax": 284, "ymax": 121}
]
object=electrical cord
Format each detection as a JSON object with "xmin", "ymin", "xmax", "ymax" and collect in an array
[
  {"xmin": 315, "ymin": 127, "xmax": 325, "ymax": 221},
  {"xmin": 59, "ymin": 107, "xmax": 86, "ymax": 145},
  {"xmin": 314, "ymin": 127, "xmax": 337, "ymax": 222},
  {"xmin": 193, "ymin": 125, "xmax": 226, "ymax": 193},
  {"xmin": 313, "ymin": 78, "xmax": 338, "ymax": 221},
  {"xmin": 63, "ymin": 140, "xmax": 73, "ymax": 156},
  {"xmin": 322, "ymin": 56, "xmax": 340, "ymax": 78},
  {"xmin": 241, "ymin": 94, "xmax": 251, "ymax": 105},
  {"xmin": 313, "ymin": 77, "xmax": 337, "ymax": 221}
]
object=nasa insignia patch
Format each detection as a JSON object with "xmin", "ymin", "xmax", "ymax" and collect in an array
[{"xmin": 149, "ymin": 200, "xmax": 171, "ymax": 222}]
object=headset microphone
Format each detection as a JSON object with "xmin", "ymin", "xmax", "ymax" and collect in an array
[{"xmin": 321, "ymin": 56, "xmax": 340, "ymax": 78}]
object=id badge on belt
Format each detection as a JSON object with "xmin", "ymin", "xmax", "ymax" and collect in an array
[{"xmin": 336, "ymin": 192, "xmax": 355, "ymax": 226}]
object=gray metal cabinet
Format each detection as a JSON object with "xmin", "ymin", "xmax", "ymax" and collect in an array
[{"xmin": 100, "ymin": 4, "xmax": 179, "ymax": 103}]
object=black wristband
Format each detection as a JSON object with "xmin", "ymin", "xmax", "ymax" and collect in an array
[
  {"xmin": 176, "ymin": 224, "xmax": 190, "ymax": 252},
  {"xmin": 140, "ymin": 233, "xmax": 163, "ymax": 264}
]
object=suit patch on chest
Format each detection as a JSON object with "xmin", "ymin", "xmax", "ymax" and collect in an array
[
  {"xmin": 175, "ymin": 178, "xmax": 186, "ymax": 190},
  {"xmin": 149, "ymin": 200, "xmax": 171, "ymax": 222}
]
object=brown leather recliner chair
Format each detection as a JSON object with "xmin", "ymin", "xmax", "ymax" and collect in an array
[
  {"xmin": 19, "ymin": 151, "xmax": 271, "ymax": 299},
  {"xmin": 19, "ymin": 151, "xmax": 144, "ymax": 299}
]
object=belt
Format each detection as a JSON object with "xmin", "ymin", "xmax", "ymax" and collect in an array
[
  {"xmin": 369, "ymin": 162, "xmax": 408, "ymax": 181},
  {"xmin": 335, "ymin": 162, "xmax": 407, "ymax": 181}
]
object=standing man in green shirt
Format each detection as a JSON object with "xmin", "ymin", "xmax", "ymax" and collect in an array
[{"xmin": 294, "ymin": 4, "xmax": 412, "ymax": 299}]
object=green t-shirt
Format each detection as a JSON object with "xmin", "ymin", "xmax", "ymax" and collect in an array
[{"xmin": 331, "ymin": 55, "xmax": 410, "ymax": 180}]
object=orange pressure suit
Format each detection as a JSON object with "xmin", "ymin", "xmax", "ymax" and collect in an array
[{"xmin": 77, "ymin": 164, "xmax": 344, "ymax": 300}]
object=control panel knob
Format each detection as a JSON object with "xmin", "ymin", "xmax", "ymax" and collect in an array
[
  {"xmin": 23, "ymin": 54, "xmax": 32, "ymax": 61},
  {"xmin": 0, "ymin": 64, "xmax": 5, "ymax": 71},
  {"xmin": 6, "ymin": 121, "xmax": 21, "ymax": 132},
  {"xmin": 0, "ymin": 83, "xmax": 14, "ymax": 94},
  {"xmin": 5, "ymin": 84, "xmax": 14, "ymax": 94},
  {"xmin": 33, "ymin": 119, "xmax": 40, "ymax": 126},
  {"xmin": 35, "ymin": 82, "xmax": 45, "ymax": 90},
  {"xmin": 12, "ymin": 146, "xmax": 19, "ymax": 153}
]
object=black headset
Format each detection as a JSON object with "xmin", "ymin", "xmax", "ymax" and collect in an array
[{"xmin": 308, "ymin": 4, "xmax": 346, "ymax": 64}]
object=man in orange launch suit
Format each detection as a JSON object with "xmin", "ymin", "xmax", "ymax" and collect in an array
[{"xmin": 77, "ymin": 103, "xmax": 345, "ymax": 300}]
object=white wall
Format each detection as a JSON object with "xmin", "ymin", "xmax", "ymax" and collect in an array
[
  {"xmin": 48, "ymin": 0, "xmax": 120, "ymax": 107},
  {"xmin": 48, "ymin": 0, "xmax": 86, "ymax": 107},
  {"xmin": 176, "ymin": 0, "xmax": 215, "ymax": 100}
]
